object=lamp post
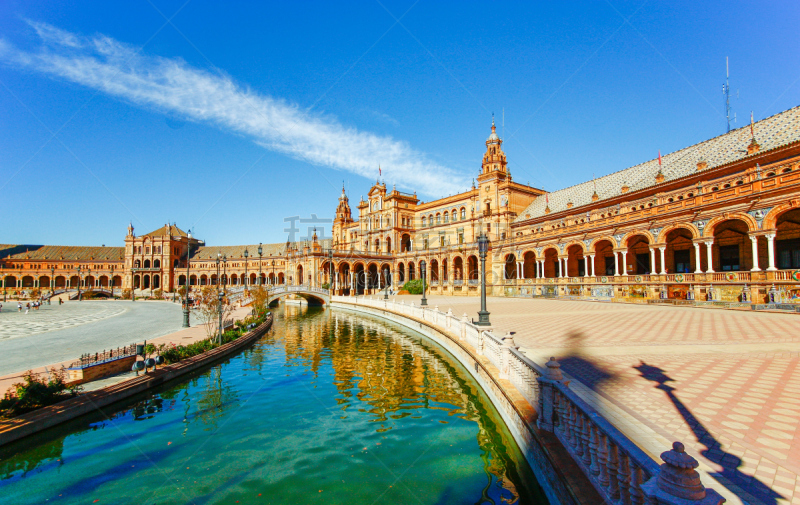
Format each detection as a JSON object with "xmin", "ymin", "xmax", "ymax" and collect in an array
[
  {"xmin": 109, "ymin": 265, "xmax": 114, "ymax": 298},
  {"xmin": 2, "ymin": 264, "xmax": 6, "ymax": 302},
  {"xmin": 244, "ymin": 248, "xmax": 249, "ymax": 293},
  {"xmin": 384, "ymin": 267, "xmax": 390, "ymax": 300},
  {"xmin": 216, "ymin": 252, "xmax": 222, "ymax": 344},
  {"xmin": 77, "ymin": 265, "xmax": 82, "ymax": 301},
  {"xmin": 50, "ymin": 266, "xmax": 55, "ymax": 300},
  {"xmin": 420, "ymin": 260, "xmax": 428, "ymax": 306},
  {"xmin": 258, "ymin": 243, "xmax": 263, "ymax": 285},
  {"xmin": 271, "ymin": 260, "xmax": 275, "ymax": 285},
  {"xmin": 475, "ymin": 231, "xmax": 491, "ymax": 326},
  {"xmin": 222, "ymin": 254, "xmax": 228, "ymax": 295},
  {"xmin": 182, "ymin": 231, "xmax": 193, "ymax": 328},
  {"xmin": 329, "ymin": 248, "xmax": 334, "ymax": 293},
  {"xmin": 217, "ymin": 290, "xmax": 224, "ymax": 345}
]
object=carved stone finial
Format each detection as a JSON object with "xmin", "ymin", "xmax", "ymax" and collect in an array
[
  {"xmin": 657, "ymin": 442, "xmax": 706, "ymax": 500},
  {"xmin": 545, "ymin": 357, "xmax": 563, "ymax": 380}
]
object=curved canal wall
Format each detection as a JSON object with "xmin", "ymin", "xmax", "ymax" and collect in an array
[{"xmin": 332, "ymin": 298, "xmax": 599, "ymax": 505}]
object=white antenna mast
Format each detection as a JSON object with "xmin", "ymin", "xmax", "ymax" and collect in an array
[{"xmin": 724, "ymin": 57, "xmax": 732, "ymax": 133}]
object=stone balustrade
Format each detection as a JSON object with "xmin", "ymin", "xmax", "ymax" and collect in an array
[{"xmin": 332, "ymin": 295, "xmax": 727, "ymax": 505}]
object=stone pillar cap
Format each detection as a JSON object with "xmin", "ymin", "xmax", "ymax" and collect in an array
[
  {"xmin": 545, "ymin": 357, "xmax": 563, "ymax": 380},
  {"xmin": 657, "ymin": 442, "xmax": 706, "ymax": 500}
]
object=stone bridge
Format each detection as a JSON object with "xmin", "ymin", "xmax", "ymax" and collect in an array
[{"xmin": 267, "ymin": 285, "xmax": 330, "ymax": 306}]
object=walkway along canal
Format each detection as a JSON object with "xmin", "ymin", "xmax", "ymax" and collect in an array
[{"xmin": 0, "ymin": 304, "xmax": 548, "ymax": 504}]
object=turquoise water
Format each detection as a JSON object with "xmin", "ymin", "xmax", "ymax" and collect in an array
[{"xmin": 0, "ymin": 305, "xmax": 547, "ymax": 504}]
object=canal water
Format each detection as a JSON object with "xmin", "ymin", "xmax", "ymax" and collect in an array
[{"xmin": 0, "ymin": 305, "xmax": 548, "ymax": 504}]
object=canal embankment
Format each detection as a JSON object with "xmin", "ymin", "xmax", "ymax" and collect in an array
[{"xmin": 0, "ymin": 314, "xmax": 273, "ymax": 447}]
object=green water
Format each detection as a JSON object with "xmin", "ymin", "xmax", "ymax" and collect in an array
[{"xmin": 0, "ymin": 305, "xmax": 548, "ymax": 504}]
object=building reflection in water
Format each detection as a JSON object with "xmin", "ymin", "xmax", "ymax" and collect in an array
[{"xmin": 277, "ymin": 304, "xmax": 532, "ymax": 503}]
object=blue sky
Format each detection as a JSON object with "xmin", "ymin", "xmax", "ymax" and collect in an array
[{"xmin": 1, "ymin": 1, "xmax": 798, "ymax": 247}]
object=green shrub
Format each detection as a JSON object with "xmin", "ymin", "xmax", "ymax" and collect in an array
[
  {"xmin": 157, "ymin": 313, "xmax": 268, "ymax": 365},
  {"xmin": 402, "ymin": 279, "xmax": 424, "ymax": 294},
  {"xmin": 321, "ymin": 282, "xmax": 330, "ymax": 289},
  {"xmin": 0, "ymin": 371, "xmax": 82, "ymax": 418}
]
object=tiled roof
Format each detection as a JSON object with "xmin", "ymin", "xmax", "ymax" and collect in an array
[
  {"xmin": 0, "ymin": 245, "xmax": 125, "ymax": 261},
  {"xmin": 144, "ymin": 224, "xmax": 189, "ymax": 238},
  {"xmin": 191, "ymin": 240, "xmax": 332, "ymax": 260},
  {"xmin": 515, "ymin": 105, "xmax": 800, "ymax": 223}
]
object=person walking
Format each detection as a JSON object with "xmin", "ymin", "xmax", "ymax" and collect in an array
[
  {"xmin": 25, "ymin": 302, "xmax": 30, "ymax": 314},
  {"xmin": 18, "ymin": 302, "xmax": 22, "ymax": 312}
]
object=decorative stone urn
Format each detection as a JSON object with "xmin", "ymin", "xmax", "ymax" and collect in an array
[{"xmin": 641, "ymin": 442, "xmax": 725, "ymax": 504}]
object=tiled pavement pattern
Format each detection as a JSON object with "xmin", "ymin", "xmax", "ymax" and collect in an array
[
  {"xmin": 0, "ymin": 301, "xmax": 252, "ymax": 393},
  {"xmin": 394, "ymin": 295, "xmax": 800, "ymax": 505},
  {"xmin": 0, "ymin": 302, "xmax": 127, "ymax": 341}
]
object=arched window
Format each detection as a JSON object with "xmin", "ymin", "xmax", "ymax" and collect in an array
[
  {"xmin": 421, "ymin": 217, "xmax": 426, "ymax": 226},
  {"xmin": 436, "ymin": 213, "xmax": 441, "ymax": 224},
  {"xmin": 443, "ymin": 212, "xmax": 449, "ymax": 223},
  {"xmin": 452, "ymin": 210, "xmax": 457, "ymax": 221},
  {"xmin": 461, "ymin": 207, "xmax": 466, "ymax": 219}
]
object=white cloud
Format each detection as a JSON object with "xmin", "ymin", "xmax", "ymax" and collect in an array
[{"xmin": 0, "ymin": 22, "xmax": 470, "ymax": 196}]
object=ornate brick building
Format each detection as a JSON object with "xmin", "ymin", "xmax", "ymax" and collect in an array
[{"xmin": 3, "ymin": 107, "xmax": 800, "ymax": 304}]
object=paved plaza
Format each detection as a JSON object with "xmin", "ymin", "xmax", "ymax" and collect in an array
[
  {"xmin": 391, "ymin": 294, "xmax": 800, "ymax": 505},
  {"xmin": 0, "ymin": 300, "xmax": 183, "ymax": 377}
]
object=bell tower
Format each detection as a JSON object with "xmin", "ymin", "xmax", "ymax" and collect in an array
[
  {"xmin": 479, "ymin": 116, "xmax": 508, "ymax": 181},
  {"xmin": 332, "ymin": 185, "xmax": 353, "ymax": 249}
]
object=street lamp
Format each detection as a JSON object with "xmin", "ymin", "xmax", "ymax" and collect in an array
[
  {"xmin": 271, "ymin": 260, "xmax": 275, "ymax": 285},
  {"xmin": 183, "ymin": 231, "xmax": 193, "ymax": 328},
  {"xmin": 50, "ymin": 266, "xmax": 55, "ymax": 299},
  {"xmin": 475, "ymin": 231, "xmax": 491, "ymax": 326},
  {"xmin": 2, "ymin": 264, "xmax": 6, "ymax": 302},
  {"xmin": 384, "ymin": 267, "xmax": 390, "ymax": 300},
  {"xmin": 221, "ymin": 254, "xmax": 228, "ymax": 295},
  {"xmin": 77, "ymin": 265, "xmax": 82, "ymax": 301},
  {"xmin": 329, "ymin": 249, "xmax": 334, "ymax": 293},
  {"xmin": 258, "ymin": 243, "xmax": 263, "ymax": 285},
  {"xmin": 244, "ymin": 248, "xmax": 249, "ymax": 293},
  {"xmin": 420, "ymin": 260, "xmax": 428, "ymax": 306},
  {"xmin": 217, "ymin": 290, "xmax": 224, "ymax": 345}
]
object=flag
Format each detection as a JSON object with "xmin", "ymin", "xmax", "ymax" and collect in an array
[
  {"xmin": 750, "ymin": 112, "xmax": 755, "ymax": 138},
  {"xmin": 379, "ymin": 165, "xmax": 382, "ymax": 176},
  {"xmin": 546, "ymin": 193, "xmax": 549, "ymax": 204},
  {"xmin": 658, "ymin": 150, "xmax": 662, "ymax": 166}
]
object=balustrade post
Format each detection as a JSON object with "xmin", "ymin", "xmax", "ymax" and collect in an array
[
  {"xmin": 607, "ymin": 442, "xmax": 620, "ymax": 500},
  {"xmin": 641, "ymin": 441, "xmax": 726, "ymax": 504},
  {"xmin": 618, "ymin": 453, "xmax": 633, "ymax": 505},
  {"xmin": 460, "ymin": 313, "xmax": 469, "ymax": 340},
  {"xmin": 589, "ymin": 424, "xmax": 601, "ymax": 477},
  {"xmin": 499, "ymin": 332, "xmax": 517, "ymax": 379},
  {"xmin": 536, "ymin": 357, "xmax": 563, "ymax": 431},
  {"xmin": 631, "ymin": 466, "xmax": 645, "ymax": 505},
  {"xmin": 580, "ymin": 415, "xmax": 592, "ymax": 466}
]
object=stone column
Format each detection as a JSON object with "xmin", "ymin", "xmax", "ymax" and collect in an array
[
  {"xmin": 650, "ymin": 248, "xmax": 657, "ymax": 274},
  {"xmin": 349, "ymin": 272, "xmax": 354, "ymax": 296},
  {"xmin": 558, "ymin": 258, "xmax": 563, "ymax": 278},
  {"xmin": 749, "ymin": 235, "xmax": 761, "ymax": 271},
  {"xmin": 659, "ymin": 246, "xmax": 667, "ymax": 275},
  {"xmin": 620, "ymin": 251, "xmax": 628, "ymax": 276},
  {"xmin": 589, "ymin": 254, "xmax": 596, "ymax": 277},
  {"xmin": 614, "ymin": 252, "xmax": 620, "ymax": 276},
  {"xmin": 705, "ymin": 240, "xmax": 715, "ymax": 273},
  {"xmin": 693, "ymin": 242, "xmax": 703, "ymax": 274},
  {"xmin": 765, "ymin": 233, "xmax": 777, "ymax": 271},
  {"xmin": 518, "ymin": 261, "xmax": 524, "ymax": 279},
  {"xmin": 583, "ymin": 257, "xmax": 590, "ymax": 278}
]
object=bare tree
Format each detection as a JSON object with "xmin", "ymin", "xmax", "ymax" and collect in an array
[{"xmin": 194, "ymin": 286, "xmax": 234, "ymax": 340}]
